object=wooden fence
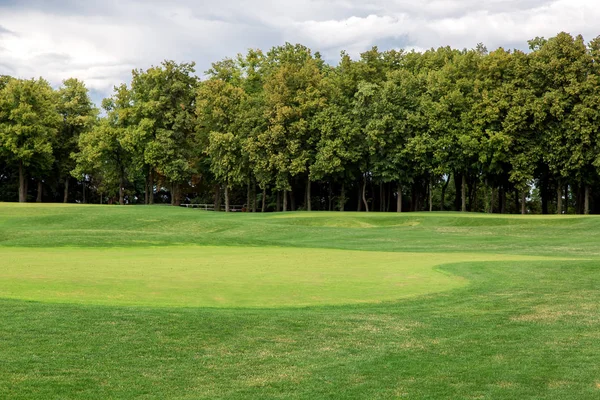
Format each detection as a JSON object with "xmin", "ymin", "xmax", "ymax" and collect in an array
[{"xmin": 180, "ymin": 204, "xmax": 245, "ymax": 212}]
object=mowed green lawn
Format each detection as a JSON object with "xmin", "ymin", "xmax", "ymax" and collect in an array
[{"xmin": 1, "ymin": 204, "xmax": 600, "ymax": 399}]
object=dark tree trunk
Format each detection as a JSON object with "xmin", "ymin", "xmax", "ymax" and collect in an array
[
  {"xmin": 214, "ymin": 185, "xmax": 222, "ymax": 212},
  {"xmin": 521, "ymin": 191, "xmax": 526, "ymax": 215},
  {"xmin": 490, "ymin": 187, "xmax": 495, "ymax": 213},
  {"xmin": 262, "ymin": 187, "xmax": 266, "ymax": 212},
  {"xmin": 500, "ymin": 187, "xmax": 506, "ymax": 214},
  {"xmin": 564, "ymin": 184, "xmax": 569, "ymax": 214},
  {"xmin": 148, "ymin": 170, "xmax": 154, "ymax": 205},
  {"xmin": 306, "ymin": 178, "xmax": 311, "ymax": 211},
  {"xmin": 145, "ymin": 170, "xmax": 150, "ymax": 205},
  {"xmin": 252, "ymin": 183, "xmax": 257, "ymax": 213},
  {"xmin": 362, "ymin": 175, "xmax": 369, "ymax": 212},
  {"xmin": 36, "ymin": 181, "xmax": 43, "ymax": 203},
  {"xmin": 173, "ymin": 183, "xmax": 181, "ymax": 206},
  {"xmin": 454, "ymin": 172, "xmax": 462, "ymax": 211},
  {"xmin": 379, "ymin": 183, "xmax": 384, "ymax": 212},
  {"xmin": 63, "ymin": 177, "xmax": 69, "ymax": 203},
  {"xmin": 82, "ymin": 180, "xmax": 86, "ymax": 204},
  {"xmin": 484, "ymin": 179, "xmax": 489, "ymax": 213},
  {"xmin": 397, "ymin": 183, "xmax": 402, "ymax": 213},
  {"xmin": 283, "ymin": 189, "xmax": 288, "ymax": 212},
  {"xmin": 119, "ymin": 177, "xmax": 125, "ymax": 205},
  {"xmin": 18, "ymin": 160, "xmax": 27, "ymax": 203},
  {"xmin": 246, "ymin": 180, "xmax": 251, "ymax": 211},
  {"xmin": 429, "ymin": 178, "xmax": 433, "ymax": 212},
  {"xmin": 585, "ymin": 185, "xmax": 590, "ymax": 215},
  {"xmin": 461, "ymin": 174, "xmax": 467, "ymax": 212},
  {"xmin": 339, "ymin": 183, "xmax": 345, "ymax": 211},
  {"xmin": 557, "ymin": 186, "xmax": 563, "ymax": 214},
  {"xmin": 225, "ymin": 185, "xmax": 230, "ymax": 212},
  {"xmin": 514, "ymin": 189, "xmax": 519, "ymax": 214},
  {"xmin": 328, "ymin": 182, "xmax": 333, "ymax": 211}
]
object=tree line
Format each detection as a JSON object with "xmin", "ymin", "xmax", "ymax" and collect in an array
[{"xmin": 2, "ymin": 31, "xmax": 600, "ymax": 214}]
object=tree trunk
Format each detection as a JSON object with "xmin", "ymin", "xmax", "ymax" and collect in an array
[
  {"xmin": 362, "ymin": 175, "xmax": 369, "ymax": 212},
  {"xmin": 585, "ymin": 185, "xmax": 590, "ymax": 215},
  {"xmin": 283, "ymin": 189, "xmax": 288, "ymax": 212},
  {"xmin": 461, "ymin": 174, "xmax": 467, "ymax": 212},
  {"xmin": 36, "ymin": 181, "xmax": 43, "ymax": 203},
  {"xmin": 490, "ymin": 187, "xmax": 495, "ymax": 214},
  {"xmin": 148, "ymin": 170, "xmax": 154, "ymax": 205},
  {"xmin": 454, "ymin": 173, "xmax": 461, "ymax": 211},
  {"xmin": 339, "ymin": 183, "xmax": 345, "ymax": 211},
  {"xmin": 252, "ymin": 183, "xmax": 257, "ymax": 213},
  {"xmin": 82, "ymin": 180, "xmax": 86, "ymax": 204},
  {"xmin": 500, "ymin": 187, "xmax": 506, "ymax": 214},
  {"xmin": 246, "ymin": 180, "xmax": 251, "ymax": 212},
  {"xmin": 63, "ymin": 178, "xmax": 69, "ymax": 203},
  {"xmin": 18, "ymin": 160, "xmax": 27, "ymax": 203},
  {"xmin": 557, "ymin": 187, "xmax": 563, "ymax": 214},
  {"xmin": 225, "ymin": 185, "xmax": 230, "ymax": 212},
  {"xmin": 306, "ymin": 178, "xmax": 311, "ymax": 211},
  {"xmin": 145, "ymin": 170, "xmax": 150, "ymax": 205},
  {"xmin": 521, "ymin": 190, "xmax": 526, "ymax": 215},
  {"xmin": 397, "ymin": 183, "xmax": 402, "ymax": 213},
  {"xmin": 261, "ymin": 187, "xmax": 266, "ymax": 212},
  {"xmin": 328, "ymin": 182, "xmax": 333, "ymax": 211},
  {"xmin": 429, "ymin": 179, "xmax": 433, "ymax": 212},
  {"xmin": 379, "ymin": 183, "xmax": 384, "ymax": 212},
  {"xmin": 483, "ymin": 179, "xmax": 489, "ymax": 213},
  {"xmin": 119, "ymin": 177, "xmax": 125, "ymax": 205},
  {"xmin": 564, "ymin": 184, "xmax": 569, "ymax": 214}
]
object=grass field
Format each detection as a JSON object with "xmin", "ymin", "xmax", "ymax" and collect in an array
[{"xmin": 1, "ymin": 204, "xmax": 600, "ymax": 399}]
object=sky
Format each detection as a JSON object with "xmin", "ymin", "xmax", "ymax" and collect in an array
[{"xmin": 0, "ymin": 0, "xmax": 598, "ymax": 103}]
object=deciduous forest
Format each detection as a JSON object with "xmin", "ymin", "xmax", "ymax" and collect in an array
[{"xmin": 2, "ymin": 32, "xmax": 600, "ymax": 214}]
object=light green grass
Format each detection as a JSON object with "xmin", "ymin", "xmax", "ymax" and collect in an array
[
  {"xmin": 1, "ymin": 204, "xmax": 600, "ymax": 399},
  {"xmin": 0, "ymin": 246, "xmax": 555, "ymax": 307}
]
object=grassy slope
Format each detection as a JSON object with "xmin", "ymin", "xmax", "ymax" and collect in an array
[{"xmin": 1, "ymin": 204, "xmax": 600, "ymax": 399}]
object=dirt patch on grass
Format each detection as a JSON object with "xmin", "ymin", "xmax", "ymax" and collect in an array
[{"xmin": 512, "ymin": 304, "xmax": 600, "ymax": 324}]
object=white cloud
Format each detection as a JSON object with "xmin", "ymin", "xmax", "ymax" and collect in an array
[{"xmin": 0, "ymin": 0, "xmax": 599, "ymax": 100}]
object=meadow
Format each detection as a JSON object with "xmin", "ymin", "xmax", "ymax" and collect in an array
[{"xmin": 1, "ymin": 204, "xmax": 600, "ymax": 399}]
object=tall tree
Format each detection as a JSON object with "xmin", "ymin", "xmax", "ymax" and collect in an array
[
  {"xmin": 0, "ymin": 78, "xmax": 60, "ymax": 202},
  {"xmin": 56, "ymin": 78, "xmax": 97, "ymax": 203}
]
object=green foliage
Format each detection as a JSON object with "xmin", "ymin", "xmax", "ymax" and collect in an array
[
  {"xmin": 3, "ymin": 32, "xmax": 600, "ymax": 213},
  {"xmin": 0, "ymin": 78, "xmax": 60, "ymax": 170}
]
